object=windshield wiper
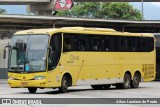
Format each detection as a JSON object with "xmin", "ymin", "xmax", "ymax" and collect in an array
[{"xmin": 15, "ymin": 59, "xmax": 24, "ymax": 72}]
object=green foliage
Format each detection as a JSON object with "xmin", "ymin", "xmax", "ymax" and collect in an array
[
  {"xmin": 0, "ymin": 9, "xmax": 6, "ymax": 14},
  {"xmin": 56, "ymin": 2, "xmax": 143, "ymax": 20}
]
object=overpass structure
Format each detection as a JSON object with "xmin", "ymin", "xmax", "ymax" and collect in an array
[
  {"xmin": 1, "ymin": 0, "xmax": 160, "ymax": 4},
  {"xmin": 0, "ymin": 0, "xmax": 160, "ymax": 15},
  {"xmin": 0, "ymin": 14, "xmax": 160, "ymax": 38}
]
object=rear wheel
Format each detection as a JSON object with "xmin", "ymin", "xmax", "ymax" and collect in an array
[
  {"xmin": 28, "ymin": 88, "xmax": 37, "ymax": 93},
  {"xmin": 130, "ymin": 73, "xmax": 140, "ymax": 88},
  {"xmin": 116, "ymin": 73, "xmax": 131, "ymax": 89},
  {"xmin": 59, "ymin": 76, "xmax": 68, "ymax": 93}
]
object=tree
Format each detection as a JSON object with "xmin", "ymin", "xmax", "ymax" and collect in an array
[
  {"xmin": 56, "ymin": 2, "xmax": 143, "ymax": 20},
  {"xmin": 0, "ymin": 8, "xmax": 6, "ymax": 14}
]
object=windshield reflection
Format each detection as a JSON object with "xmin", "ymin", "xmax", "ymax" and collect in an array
[{"xmin": 9, "ymin": 35, "xmax": 49, "ymax": 72}]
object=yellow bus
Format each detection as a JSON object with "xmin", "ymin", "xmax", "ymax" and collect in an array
[{"xmin": 4, "ymin": 27, "xmax": 156, "ymax": 93}]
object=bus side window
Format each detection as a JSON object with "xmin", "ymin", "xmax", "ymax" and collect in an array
[
  {"xmin": 145, "ymin": 37, "xmax": 154, "ymax": 52},
  {"xmin": 132, "ymin": 38, "xmax": 138, "ymax": 52},
  {"xmin": 105, "ymin": 38, "xmax": 110, "ymax": 51},
  {"xmin": 148, "ymin": 38, "xmax": 154, "ymax": 51},
  {"xmin": 63, "ymin": 36, "xmax": 73, "ymax": 52},
  {"xmin": 128, "ymin": 38, "xmax": 132, "ymax": 51},
  {"xmin": 128, "ymin": 37, "xmax": 136, "ymax": 52},
  {"xmin": 78, "ymin": 37, "xmax": 86, "ymax": 51},
  {"xmin": 92, "ymin": 37, "xmax": 102, "ymax": 51},
  {"xmin": 119, "ymin": 38, "xmax": 125, "ymax": 51},
  {"xmin": 119, "ymin": 37, "xmax": 129, "ymax": 51},
  {"xmin": 141, "ymin": 38, "xmax": 147, "ymax": 52},
  {"xmin": 113, "ymin": 37, "xmax": 119, "ymax": 51}
]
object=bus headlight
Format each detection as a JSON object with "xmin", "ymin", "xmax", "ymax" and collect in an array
[
  {"xmin": 9, "ymin": 77, "xmax": 16, "ymax": 80},
  {"xmin": 34, "ymin": 76, "xmax": 46, "ymax": 80}
]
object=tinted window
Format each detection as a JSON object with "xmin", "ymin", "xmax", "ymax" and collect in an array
[
  {"xmin": 63, "ymin": 33, "xmax": 154, "ymax": 52},
  {"xmin": 48, "ymin": 33, "xmax": 62, "ymax": 70},
  {"xmin": 63, "ymin": 34, "xmax": 75, "ymax": 52},
  {"xmin": 92, "ymin": 37, "xmax": 103, "ymax": 51}
]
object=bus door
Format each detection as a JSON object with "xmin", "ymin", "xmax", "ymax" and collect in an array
[{"xmin": 47, "ymin": 33, "xmax": 62, "ymax": 87}]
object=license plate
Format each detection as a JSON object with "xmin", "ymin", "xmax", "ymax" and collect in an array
[{"xmin": 21, "ymin": 82, "xmax": 28, "ymax": 86}]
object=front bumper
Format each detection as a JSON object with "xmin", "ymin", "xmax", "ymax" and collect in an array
[{"xmin": 8, "ymin": 79, "xmax": 48, "ymax": 88}]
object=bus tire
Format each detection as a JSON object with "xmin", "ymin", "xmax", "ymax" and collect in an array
[
  {"xmin": 28, "ymin": 88, "xmax": 37, "ymax": 93},
  {"xmin": 59, "ymin": 76, "xmax": 68, "ymax": 93},
  {"xmin": 116, "ymin": 73, "xmax": 131, "ymax": 89},
  {"xmin": 130, "ymin": 73, "xmax": 140, "ymax": 88}
]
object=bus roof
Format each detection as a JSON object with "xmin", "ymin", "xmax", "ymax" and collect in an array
[{"xmin": 14, "ymin": 27, "xmax": 153, "ymax": 37}]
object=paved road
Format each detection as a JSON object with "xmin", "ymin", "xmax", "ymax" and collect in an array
[{"xmin": 0, "ymin": 81, "xmax": 160, "ymax": 107}]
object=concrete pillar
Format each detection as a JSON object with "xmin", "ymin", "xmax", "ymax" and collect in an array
[{"xmin": 27, "ymin": 0, "xmax": 55, "ymax": 15}]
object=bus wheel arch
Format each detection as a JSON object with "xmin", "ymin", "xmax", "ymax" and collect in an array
[
  {"xmin": 63, "ymin": 73, "xmax": 72, "ymax": 87},
  {"xmin": 116, "ymin": 71, "xmax": 131, "ymax": 89},
  {"xmin": 28, "ymin": 87, "xmax": 37, "ymax": 93},
  {"xmin": 130, "ymin": 71, "xmax": 141, "ymax": 88},
  {"xmin": 59, "ymin": 73, "xmax": 72, "ymax": 93}
]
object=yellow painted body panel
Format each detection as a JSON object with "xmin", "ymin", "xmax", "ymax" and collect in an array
[
  {"xmin": 8, "ymin": 27, "xmax": 156, "ymax": 88},
  {"xmin": 8, "ymin": 72, "xmax": 48, "ymax": 88},
  {"xmin": 58, "ymin": 51, "xmax": 155, "ymax": 86}
]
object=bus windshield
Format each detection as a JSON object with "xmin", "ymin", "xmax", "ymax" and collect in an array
[{"xmin": 9, "ymin": 35, "xmax": 49, "ymax": 72}]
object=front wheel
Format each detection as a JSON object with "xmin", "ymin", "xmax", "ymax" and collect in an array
[
  {"xmin": 130, "ymin": 73, "xmax": 140, "ymax": 88},
  {"xmin": 59, "ymin": 76, "xmax": 68, "ymax": 93},
  {"xmin": 28, "ymin": 88, "xmax": 37, "ymax": 93}
]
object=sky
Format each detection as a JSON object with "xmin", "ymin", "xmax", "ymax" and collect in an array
[
  {"xmin": 151, "ymin": 2, "xmax": 160, "ymax": 7},
  {"xmin": 130, "ymin": 2, "xmax": 160, "ymax": 20},
  {"xmin": 0, "ymin": 5, "xmax": 27, "ymax": 14},
  {"xmin": 1, "ymin": 2, "xmax": 160, "ymax": 20}
]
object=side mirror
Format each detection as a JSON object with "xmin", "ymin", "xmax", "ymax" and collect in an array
[
  {"xmin": 48, "ymin": 46, "xmax": 55, "ymax": 59},
  {"xmin": 48, "ymin": 46, "xmax": 55, "ymax": 58},
  {"xmin": 12, "ymin": 46, "xmax": 17, "ymax": 50},
  {"xmin": 48, "ymin": 46, "xmax": 52, "ymax": 52},
  {"xmin": 3, "ymin": 49, "xmax": 6, "ymax": 59},
  {"xmin": 3, "ymin": 45, "xmax": 11, "ymax": 59}
]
